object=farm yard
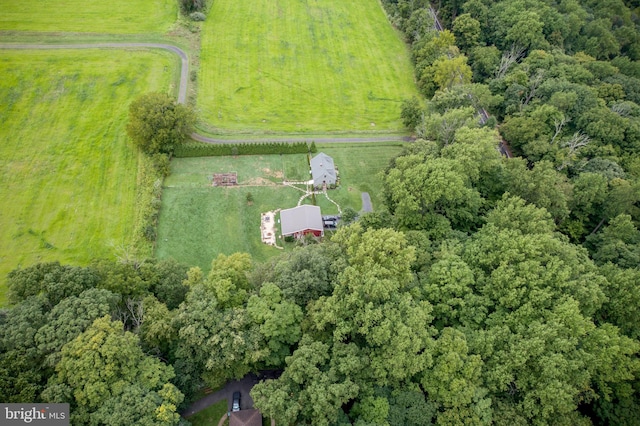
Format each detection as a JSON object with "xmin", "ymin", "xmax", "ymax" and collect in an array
[
  {"xmin": 0, "ymin": 0, "xmax": 176, "ymax": 34},
  {"xmin": 155, "ymin": 143, "xmax": 404, "ymax": 271},
  {"xmin": 0, "ymin": 0, "xmax": 415, "ymax": 304},
  {"xmin": 0, "ymin": 49, "xmax": 176, "ymax": 304},
  {"xmin": 197, "ymin": 0, "xmax": 419, "ymax": 133}
]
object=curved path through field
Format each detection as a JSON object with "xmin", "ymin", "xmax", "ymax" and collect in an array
[{"xmin": 0, "ymin": 42, "xmax": 411, "ymax": 144}]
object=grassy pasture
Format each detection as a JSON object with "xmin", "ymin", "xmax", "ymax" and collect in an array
[
  {"xmin": 155, "ymin": 144, "xmax": 404, "ymax": 271},
  {"xmin": 0, "ymin": 49, "xmax": 176, "ymax": 305},
  {"xmin": 197, "ymin": 0, "xmax": 419, "ymax": 133},
  {"xmin": 0, "ymin": 0, "xmax": 176, "ymax": 34}
]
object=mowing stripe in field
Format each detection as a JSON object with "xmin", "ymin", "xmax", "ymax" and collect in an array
[
  {"xmin": 198, "ymin": 0, "xmax": 419, "ymax": 132},
  {"xmin": 0, "ymin": 0, "xmax": 177, "ymax": 34},
  {"xmin": 0, "ymin": 49, "xmax": 175, "ymax": 305}
]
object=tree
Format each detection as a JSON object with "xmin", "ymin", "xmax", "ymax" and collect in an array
[
  {"xmin": 272, "ymin": 244, "xmax": 342, "ymax": 308},
  {"xmin": 34, "ymin": 288, "xmax": 119, "ymax": 366},
  {"xmin": 416, "ymin": 106, "xmax": 478, "ymax": 146},
  {"xmin": 452, "ymin": 13, "xmax": 481, "ymax": 53},
  {"xmin": 423, "ymin": 328, "xmax": 491, "ymax": 425},
  {"xmin": 7, "ymin": 262, "xmax": 99, "ymax": 306},
  {"xmin": 383, "ymin": 154, "xmax": 482, "ymax": 232},
  {"xmin": 434, "ymin": 197, "xmax": 640, "ymax": 424},
  {"xmin": 126, "ymin": 92, "xmax": 195, "ymax": 155},
  {"xmin": 246, "ymin": 283, "xmax": 303, "ymax": 366},
  {"xmin": 151, "ymin": 259, "xmax": 189, "ymax": 310},
  {"xmin": 43, "ymin": 316, "xmax": 182, "ymax": 425},
  {"xmin": 586, "ymin": 214, "xmax": 640, "ymax": 267},
  {"xmin": 597, "ymin": 264, "xmax": 640, "ymax": 339},
  {"xmin": 251, "ymin": 336, "xmax": 360, "ymax": 425},
  {"xmin": 174, "ymin": 285, "xmax": 265, "ymax": 389},
  {"xmin": 400, "ymin": 97, "xmax": 423, "ymax": 130},
  {"xmin": 0, "ymin": 295, "xmax": 49, "ymax": 403},
  {"xmin": 205, "ymin": 253, "xmax": 253, "ymax": 308},
  {"xmin": 502, "ymin": 159, "xmax": 572, "ymax": 223},
  {"xmin": 310, "ymin": 226, "xmax": 435, "ymax": 386},
  {"xmin": 430, "ymin": 55, "xmax": 473, "ymax": 91},
  {"xmin": 139, "ymin": 295, "xmax": 178, "ymax": 360}
]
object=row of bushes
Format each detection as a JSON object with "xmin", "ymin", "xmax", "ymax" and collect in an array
[
  {"xmin": 132, "ymin": 153, "xmax": 171, "ymax": 253},
  {"xmin": 174, "ymin": 141, "xmax": 318, "ymax": 157}
]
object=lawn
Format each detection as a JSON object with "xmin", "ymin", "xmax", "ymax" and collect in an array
[
  {"xmin": 197, "ymin": 0, "xmax": 419, "ymax": 133},
  {"xmin": 184, "ymin": 400, "xmax": 228, "ymax": 426},
  {"xmin": 0, "ymin": 49, "xmax": 176, "ymax": 305},
  {"xmin": 156, "ymin": 155, "xmax": 307, "ymax": 270},
  {"xmin": 0, "ymin": 0, "xmax": 176, "ymax": 34},
  {"xmin": 155, "ymin": 144, "xmax": 404, "ymax": 271}
]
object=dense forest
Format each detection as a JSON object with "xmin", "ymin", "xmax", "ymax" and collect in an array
[{"xmin": 3, "ymin": 0, "xmax": 640, "ymax": 425}]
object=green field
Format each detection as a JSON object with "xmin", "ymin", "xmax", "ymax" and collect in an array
[
  {"xmin": 0, "ymin": 49, "xmax": 176, "ymax": 305},
  {"xmin": 155, "ymin": 144, "xmax": 404, "ymax": 271},
  {"xmin": 197, "ymin": 0, "xmax": 419, "ymax": 133},
  {"xmin": 0, "ymin": 0, "xmax": 176, "ymax": 34}
]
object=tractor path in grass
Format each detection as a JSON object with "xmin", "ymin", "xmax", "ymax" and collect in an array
[{"xmin": 0, "ymin": 42, "xmax": 413, "ymax": 144}]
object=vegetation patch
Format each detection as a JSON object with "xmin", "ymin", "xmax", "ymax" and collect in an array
[
  {"xmin": 197, "ymin": 0, "xmax": 419, "ymax": 133},
  {"xmin": 156, "ymin": 144, "xmax": 402, "ymax": 270},
  {"xmin": 0, "ymin": 49, "xmax": 175, "ymax": 305},
  {"xmin": 184, "ymin": 400, "xmax": 228, "ymax": 426},
  {"xmin": 175, "ymin": 141, "xmax": 315, "ymax": 158},
  {"xmin": 0, "ymin": 0, "xmax": 176, "ymax": 34}
]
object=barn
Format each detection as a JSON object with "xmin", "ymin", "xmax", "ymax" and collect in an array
[
  {"xmin": 310, "ymin": 152, "xmax": 336, "ymax": 189},
  {"xmin": 280, "ymin": 205, "xmax": 324, "ymax": 238}
]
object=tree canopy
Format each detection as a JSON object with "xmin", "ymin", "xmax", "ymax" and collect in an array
[{"xmin": 126, "ymin": 92, "xmax": 195, "ymax": 155}]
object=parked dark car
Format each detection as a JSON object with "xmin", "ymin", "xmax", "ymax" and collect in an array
[{"xmin": 232, "ymin": 391, "xmax": 240, "ymax": 412}]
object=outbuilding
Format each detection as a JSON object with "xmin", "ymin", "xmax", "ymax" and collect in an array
[
  {"xmin": 280, "ymin": 205, "xmax": 324, "ymax": 238},
  {"xmin": 310, "ymin": 152, "xmax": 337, "ymax": 189}
]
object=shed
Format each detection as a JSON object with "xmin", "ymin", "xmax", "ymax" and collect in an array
[
  {"xmin": 310, "ymin": 152, "xmax": 336, "ymax": 189},
  {"xmin": 280, "ymin": 205, "xmax": 324, "ymax": 238},
  {"xmin": 230, "ymin": 409, "xmax": 262, "ymax": 426}
]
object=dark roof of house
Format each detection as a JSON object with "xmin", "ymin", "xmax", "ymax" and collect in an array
[
  {"xmin": 230, "ymin": 409, "xmax": 262, "ymax": 426},
  {"xmin": 280, "ymin": 205, "xmax": 323, "ymax": 235},
  {"xmin": 310, "ymin": 152, "xmax": 336, "ymax": 185}
]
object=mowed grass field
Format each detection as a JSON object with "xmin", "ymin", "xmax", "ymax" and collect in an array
[
  {"xmin": 198, "ymin": 0, "xmax": 419, "ymax": 133},
  {"xmin": 0, "ymin": 49, "xmax": 176, "ymax": 305},
  {"xmin": 155, "ymin": 143, "xmax": 404, "ymax": 271},
  {"xmin": 0, "ymin": 0, "xmax": 176, "ymax": 34}
]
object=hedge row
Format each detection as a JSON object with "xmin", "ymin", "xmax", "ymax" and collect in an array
[
  {"xmin": 132, "ymin": 153, "xmax": 171, "ymax": 254},
  {"xmin": 174, "ymin": 141, "xmax": 317, "ymax": 157}
]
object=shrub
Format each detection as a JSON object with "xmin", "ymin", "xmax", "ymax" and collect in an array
[
  {"xmin": 180, "ymin": 0, "xmax": 204, "ymax": 13},
  {"xmin": 132, "ymin": 155, "xmax": 171, "ymax": 254},
  {"xmin": 400, "ymin": 97, "xmax": 423, "ymax": 130},
  {"xmin": 189, "ymin": 12, "xmax": 206, "ymax": 21},
  {"xmin": 174, "ymin": 141, "xmax": 312, "ymax": 157}
]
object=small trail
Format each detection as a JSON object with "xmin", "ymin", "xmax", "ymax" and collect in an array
[{"xmin": 0, "ymin": 42, "xmax": 413, "ymax": 145}]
